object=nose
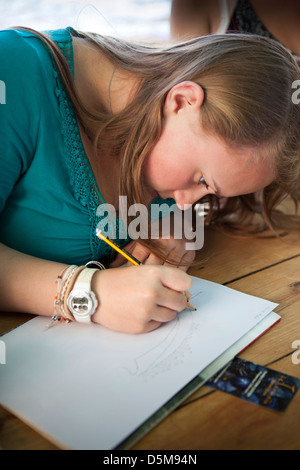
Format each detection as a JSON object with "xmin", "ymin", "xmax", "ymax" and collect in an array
[{"xmin": 172, "ymin": 190, "xmax": 195, "ymax": 211}]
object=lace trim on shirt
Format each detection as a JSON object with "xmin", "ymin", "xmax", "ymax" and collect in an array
[{"xmin": 49, "ymin": 29, "xmax": 129, "ymax": 259}]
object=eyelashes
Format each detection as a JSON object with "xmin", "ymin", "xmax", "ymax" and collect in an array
[{"xmin": 199, "ymin": 176, "xmax": 209, "ymax": 190}]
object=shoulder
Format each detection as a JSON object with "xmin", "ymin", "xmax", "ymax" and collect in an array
[
  {"xmin": 0, "ymin": 28, "xmax": 74, "ymax": 77},
  {"xmin": 0, "ymin": 29, "xmax": 57, "ymax": 124},
  {"xmin": 0, "ymin": 29, "xmax": 69, "ymax": 171},
  {"xmin": 0, "ymin": 27, "xmax": 77, "ymax": 114},
  {"xmin": 0, "ymin": 29, "xmax": 55, "ymax": 89},
  {"xmin": 0, "ymin": 29, "xmax": 48, "ymax": 63}
]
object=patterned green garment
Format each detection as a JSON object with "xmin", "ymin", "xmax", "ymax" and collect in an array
[{"xmin": 0, "ymin": 27, "xmax": 137, "ymax": 265}]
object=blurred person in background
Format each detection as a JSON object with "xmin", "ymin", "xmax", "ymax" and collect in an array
[{"xmin": 170, "ymin": 0, "xmax": 300, "ymax": 64}]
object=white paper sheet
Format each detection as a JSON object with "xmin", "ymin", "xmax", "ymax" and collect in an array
[{"xmin": 0, "ymin": 276, "xmax": 278, "ymax": 449}]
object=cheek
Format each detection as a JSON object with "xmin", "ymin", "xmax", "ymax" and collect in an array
[
  {"xmin": 143, "ymin": 149, "xmax": 176, "ymax": 187},
  {"xmin": 143, "ymin": 136, "xmax": 194, "ymax": 190},
  {"xmin": 143, "ymin": 153, "xmax": 163, "ymax": 186}
]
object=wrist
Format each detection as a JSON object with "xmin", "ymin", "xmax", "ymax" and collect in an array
[
  {"xmin": 67, "ymin": 267, "xmax": 99, "ymax": 323},
  {"xmin": 50, "ymin": 261, "xmax": 105, "ymax": 326},
  {"xmin": 90, "ymin": 268, "xmax": 105, "ymax": 324}
]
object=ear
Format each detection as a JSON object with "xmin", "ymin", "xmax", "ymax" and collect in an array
[{"xmin": 163, "ymin": 81, "xmax": 205, "ymax": 116}]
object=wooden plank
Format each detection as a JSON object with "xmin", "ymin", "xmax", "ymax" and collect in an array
[
  {"xmin": 0, "ymin": 312, "xmax": 34, "ymax": 336},
  {"xmin": 189, "ymin": 227, "xmax": 300, "ymax": 285},
  {"xmin": 231, "ymin": 257, "xmax": 300, "ymax": 362},
  {"xmin": 0, "ymin": 406, "xmax": 57, "ymax": 450}
]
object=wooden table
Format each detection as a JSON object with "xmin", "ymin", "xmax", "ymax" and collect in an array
[{"xmin": 1, "ymin": 220, "xmax": 300, "ymax": 450}]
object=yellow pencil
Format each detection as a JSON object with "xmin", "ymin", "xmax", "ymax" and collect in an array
[
  {"xmin": 95, "ymin": 229, "xmax": 142, "ymax": 266},
  {"xmin": 95, "ymin": 229, "xmax": 196, "ymax": 311}
]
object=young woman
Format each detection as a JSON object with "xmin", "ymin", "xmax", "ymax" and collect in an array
[{"xmin": 0, "ymin": 26, "xmax": 299, "ymax": 333}]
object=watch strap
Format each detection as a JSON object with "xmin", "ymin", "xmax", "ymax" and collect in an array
[{"xmin": 75, "ymin": 267, "xmax": 98, "ymax": 290}]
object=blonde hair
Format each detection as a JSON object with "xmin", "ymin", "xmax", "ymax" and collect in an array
[{"xmin": 18, "ymin": 28, "xmax": 300, "ymax": 256}]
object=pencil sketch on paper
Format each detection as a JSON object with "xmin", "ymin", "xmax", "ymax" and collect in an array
[{"xmin": 123, "ymin": 292, "xmax": 203, "ymax": 381}]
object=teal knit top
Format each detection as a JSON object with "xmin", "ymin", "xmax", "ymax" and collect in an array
[{"xmin": 0, "ymin": 27, "xmax": 132, "ymax": 265}]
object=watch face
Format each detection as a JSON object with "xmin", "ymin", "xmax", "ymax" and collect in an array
[{"xmin": 68, "ymin": 290, "xmax": 97, "ymax": 317}]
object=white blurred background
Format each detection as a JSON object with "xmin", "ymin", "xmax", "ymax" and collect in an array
[{"xmin": 0, "ymin": 0, "xmax": 172, "ymax": 40}]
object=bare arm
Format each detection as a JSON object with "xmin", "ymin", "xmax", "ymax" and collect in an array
[
  {"xmin": 0, "ymin": 242, "xmax": 68, "ymax": 316},
  {"xmin": 170, "ymin": 0, "xmax": 220, "ymax": 39},
  {"xmin": 0, "ymin": 242, "xmax": 192, "ymax": 334}
]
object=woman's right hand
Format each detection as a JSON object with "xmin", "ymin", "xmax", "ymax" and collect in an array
[{"xmin": 91, "ymin": 265, "xmax": 192, "ymax": 334}]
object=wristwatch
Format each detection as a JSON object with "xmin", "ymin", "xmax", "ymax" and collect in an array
[{"xmin": 67, "ymin": 267, "xmax": 99, "ymax": 323}]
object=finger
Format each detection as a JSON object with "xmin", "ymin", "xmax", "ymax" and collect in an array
[
  {"xmin": 128, "ymin": 242, "xmax": 152, "ymax": 264},
  {"xmin": 124, "ymin": 318, "xmax": 162, "ymax": 334},
  {"xmin": 143, "ymin": 252, "xmax": 164, "ymax": 265},
  {"xmin": 156, "ymin": 288, "xmax": 187, "ymax": 313},
  {"xmin": 185, "ymin": 290, "xmax": 192, "ymax": 300},
  {"xmin": 165, "ymin": 246, "xmax": 196, "ymax": 268},
  {"xmin": 150, "ymin": 305, "xmax": 178, "ymax": 323},
  {"xmin": 162, "ymin": 257, "xmax": 186, "ymax": 270},
  {"xmin": 109, "ymin": 252, "xmax": 130, "ymax": 268},
  {"xmin": 159, "ymin": 265, "xmax": 192, "ymax": 293},
  {"xmin": 145, "ymin": 246, "xmax": 180, "ymax": 267},
  {"xmin": 142, "ymin": 319, "xmax": 162, "ymax": 333},
  {"xmin": 108, "ymin": 240, "xmax": 137, "ymax": 267},
  {"xmin": 181, "ymin": 249, "xmax": 196, "ymax": 265},
  {"xmin": 176, "ymin": 251, "xmax": 196, "ymax": 271}
]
